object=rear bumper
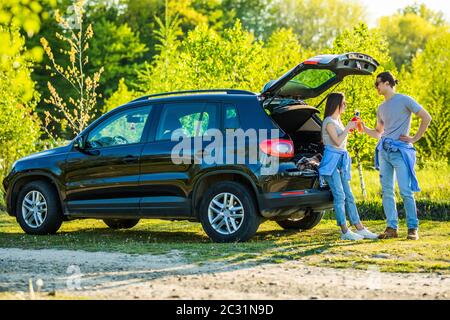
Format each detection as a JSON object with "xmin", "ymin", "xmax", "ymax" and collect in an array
[{"xmin": 258, "ymin": 188, "xmax": 333, "ymax": 218}]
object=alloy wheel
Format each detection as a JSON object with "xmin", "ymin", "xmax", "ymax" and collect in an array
[
  {"xmin": 21, "ymin": 190, "xmax": 48, "ymax": 228},
  {"xmin": 208, "ymin": 192, "xmax": 245, "ymax": 235}
]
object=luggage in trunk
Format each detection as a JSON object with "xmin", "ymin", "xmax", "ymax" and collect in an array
[{"xmin": 269, "ymin": 102, "xmax": 323, "ymax": 162}]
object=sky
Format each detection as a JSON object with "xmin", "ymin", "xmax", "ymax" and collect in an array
[{"xmin": 358, "ymin": 0, "xmax": 450, "ymax": 26}]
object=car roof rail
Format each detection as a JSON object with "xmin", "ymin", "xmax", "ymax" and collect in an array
[{"xmin": 131, "ymin": 89, "xmax": 257, "ymax": 102}]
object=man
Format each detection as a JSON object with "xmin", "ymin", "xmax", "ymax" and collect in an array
[{"xmin": 363, "ymin": 71, "xmax": 432, "ymax": 240}]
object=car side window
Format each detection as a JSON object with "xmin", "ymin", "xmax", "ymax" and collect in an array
[
  {"xmin": 223, "ymin": 104, "xmax": 241, "ymax": 130},
  {"xmin": 155, "ymin": 102, "xmax": 218, "ymax": 141},
  {"xmin": 87, "ymin": 106, "xmax": 151, "ymax": 148}
]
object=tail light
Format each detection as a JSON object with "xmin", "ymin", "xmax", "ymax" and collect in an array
[{"xmin": 259, "ymin": 139, "xmax": 294, "ymax": 158}]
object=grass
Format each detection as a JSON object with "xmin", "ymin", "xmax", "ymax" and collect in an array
[
  {"xmin": 1, "ymin": 164, "xmax": 449, "ymax": 275},
  {"xmin": 1, "ymin": 213, "xmax": 449, "ymax": 274},
  {"xmin": 350, "ymin": 165, "xmax": 450, "ymax": 203}
]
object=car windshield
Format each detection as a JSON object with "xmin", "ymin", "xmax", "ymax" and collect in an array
[{"xmin": 289, "ymin": 69, "xmax": 336, "ymax": 89}]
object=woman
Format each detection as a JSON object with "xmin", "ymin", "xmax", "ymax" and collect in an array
[{"xmin": 319, "ymin": 93, "xmax": 378, "ymax": 240}]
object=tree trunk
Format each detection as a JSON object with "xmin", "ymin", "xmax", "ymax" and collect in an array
[{"xmin": 356, "ymin": 151, "xmax": 367, "ymax": 199}]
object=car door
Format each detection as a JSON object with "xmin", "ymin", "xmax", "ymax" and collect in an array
[
  {"xmin": 64, "ymin": 105, "xmax": 153, "ymax": 216},
  {"xmin": 139, "ymin": 101, "xmax": 220, "ymax": 218}
]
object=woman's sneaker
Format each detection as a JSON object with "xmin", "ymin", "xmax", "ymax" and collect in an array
[
  {"xmin": 355, "ymin": 228, "xmax": 379, "ymax": 239},
  {"xmin": 340, "ymin": 230, "xmax": 364, "ymax": 241}
]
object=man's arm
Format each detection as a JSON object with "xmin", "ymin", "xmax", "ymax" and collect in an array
[
  {"xmin": 399, "ymin": 108, "xmax": 432, "ymax": 144},
  {"xmin": 363, "ymin": 118, "xmax": 384, "ymax": 140}
]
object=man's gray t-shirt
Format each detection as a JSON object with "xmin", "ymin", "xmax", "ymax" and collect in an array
[{"xmin": 377, "ymin": 94, "xmax": 423, "ymax": 140}]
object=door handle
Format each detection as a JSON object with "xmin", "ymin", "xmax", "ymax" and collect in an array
[{"xmin": 123, "ymin": 155, "xmax": 138, "ymax": 164}]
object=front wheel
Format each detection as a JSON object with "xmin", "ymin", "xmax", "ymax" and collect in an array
[
  {"xmin": 16, "ymin": 181, "xmax": 63, "ymax": 235},
  {"xmin": 276, "ymin": 210, "xmax": 324, "ymax": 230},
  {"xmin": 103, "ymin": 218, "xmax": 140, "ymax": 229},
  {"xmin": 199, "ymin": 181, "xmax": 261, "ymax": 243}
]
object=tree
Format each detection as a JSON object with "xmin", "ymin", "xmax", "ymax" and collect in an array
[
  {"xmin": 103, "ymin": 78, "xmax": 138, "ymax": 112},
  {"xmin": 264, "ymin": 28, "xmax": 313, "ymax": 81},
  {"xmin": 26, "ymin": 0, "xmax": 147, "ymax": 125},
  {"xmin": 377, "ymin": 4, "xmax": 449, "ymax": 70},
  {"xmin": 401, "ymin": 32, "xmax": 450, "ymax": 163},
  {"xmin": 0, "ymin": 0, "xmax": 55, "ymax": 37},
  {"xmin": 40, "ymin": 0, "xmax": 103, "ymax": 141},
  {"xmin": 401, "ymin": 3, "xmax": 447, "ymax": 27},
  {"xmin": 274, "ymin": 0, "xmax": 366, "ymax": 49},
  {"xmin": 0, "ymin": 27, "xmax": 41, "ymax": 179},
  {"xmin": 88, "ymin": 18, "xmax": 148, "ymax": 97},
  {"xmin": 220, "ymin": 0, "xmax": 278, "ymax": 39},
  {"xmin": 138, "ymin": 19, "xmax": 268, "ymax": 93}
]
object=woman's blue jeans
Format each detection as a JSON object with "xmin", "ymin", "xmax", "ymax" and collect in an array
[{"xmin": 323, "ymin": 157, "xmax": 361, "ymax": 227}]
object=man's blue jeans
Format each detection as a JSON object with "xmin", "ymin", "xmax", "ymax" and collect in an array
[
  {"xmin": 323, "ymin": 157, "xmax": 361, "ymax": 227},
  {"xmin": 379, "ymin": 148, "xmax": 419, "ymax": 230}
]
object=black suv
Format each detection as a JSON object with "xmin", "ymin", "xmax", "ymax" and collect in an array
[{"xmin": 3, "ymin": 53, "xmax": 378, "ymax": 242}]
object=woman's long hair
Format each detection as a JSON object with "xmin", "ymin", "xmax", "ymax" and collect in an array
[{"xmin": 324, "ymin": 93, "xmax": 345, "ymax": 118}]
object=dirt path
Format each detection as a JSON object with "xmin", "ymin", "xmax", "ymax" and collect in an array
[{"xmin": 1, "ymin": 248, "xmax": 449, "ymax": 300}]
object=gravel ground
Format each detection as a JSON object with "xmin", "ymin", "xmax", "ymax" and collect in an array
[{"xmin": 1, "ymin": 248, "xmax": 449, "ymax": 300}]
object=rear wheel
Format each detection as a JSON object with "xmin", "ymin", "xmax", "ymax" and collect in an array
[
  {"xmin": 199, "ymin": 181, "xmax": 261, "ymax": 243},
  {"xmin": 16, "ymin": 181, "xmax": 63, "ymax": 235},
  {"xmin": 276, "ymin": 210, "xmax": 324, "ymax": 230},
  {"xmin": 103, "ymin": 219, "xmax": 140, "ymax": 229}
]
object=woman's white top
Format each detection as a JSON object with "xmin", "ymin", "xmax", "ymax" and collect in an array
[{"xmin": 321, "ymin": 116, "xmax": 347, "ymax": 150}]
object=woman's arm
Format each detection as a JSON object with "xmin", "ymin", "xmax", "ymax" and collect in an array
[{"xmin": 326, "ymin": 121, "xmax": 356, "ymax": 147}]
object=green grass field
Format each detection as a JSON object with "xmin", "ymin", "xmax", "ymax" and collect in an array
[
  {"xmin": 349, "ymin": 165, "xmax": 450, "ymax": 203},
  {"xmin": 0, "ymin": 214, "xmax": 449, "ymax": 274},
  {"xmin": 0, "ymin": 165, "xmax": 449, "ymax": 274}
]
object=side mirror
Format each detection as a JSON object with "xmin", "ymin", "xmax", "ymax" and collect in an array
[{"xmin": 73, "ymin": 136, "xmax": 85, "ymax": 150}]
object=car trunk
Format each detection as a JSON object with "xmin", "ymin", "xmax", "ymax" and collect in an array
[{"xmin": 269, "ymin": 102, "xmax": 323, "ymax": 174}]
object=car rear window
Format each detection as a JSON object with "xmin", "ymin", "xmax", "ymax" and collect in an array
[
  {"xmin": 156, "ymin": 102, "xmax": 219, "ymax": 141},
  {"xmin": 290, "ymin": 69, "xmax": 336, "ymax": 89}
]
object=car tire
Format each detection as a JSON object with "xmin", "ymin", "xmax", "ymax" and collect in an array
[
  {"xmin": 276, "ymin": 210, "xmax": 325, "ymax": 230},
  {"xmin": 16, "ymin": 181, "xmax": 63, "ymax": 235},
  {"xmin": 103, "ymin": 219, "xmax": 140, "ymax": 229},
  {"xmin": 199, "ymin": 181, "xmax": 261, "ymax": 243}
]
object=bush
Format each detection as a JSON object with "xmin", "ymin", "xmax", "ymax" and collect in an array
[
  {"xmin": 324, "ymin": 200, "xmax": 450, "ymax": 221},
  {"xmin": 0, "ymin": 26, "xmax": 41, "ymax": 181}
]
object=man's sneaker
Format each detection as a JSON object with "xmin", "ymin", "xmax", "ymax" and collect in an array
[
  {"xmin": 407, "ymin": 229, "xmax": 419, "ymax": 240},
  {"xmin": 378, "ymin": 227, "xmax": 398, "ymax": 239},
  {"xmin": 341, "ymin": 230, "xmax": 364, "ymax": 241},
  {"xmin": 355, "ymin": 228, "xmax": 379, "ymax": 239}
]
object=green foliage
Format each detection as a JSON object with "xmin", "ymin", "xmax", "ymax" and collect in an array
[
  {"xmin": 401, "ymin": 32, "xmax": 450, "ymax": 162},
  {"xmin": 88, "ymin": 18, "xmax": 148, "ymax": 97},
  {"xmin": 0, "ymin": 27, "xmax": 41, "ymax": 180},
  {"xmin": 377, "ymin": 8, "xmax": 449, "ymax": 69},
  {"xmin": 0, "ymin": 0, "xmax": 56, "ymax": 37},
  {"xmin": 136, "ymin": 19, "xmax": 308, "ymax": 101},
  {"xmin": 1, "ymin": 0, "xmax": 449, "ymax": 169},
  {"xmin": 264, "ymin": 28, "xmax": 312, "ymax": 78},
  {"xmin": 274, "ymin": 0, "xmax": 366, "ymax": 49},
  {"xmin": 40, "ymin": 0, "xmax": 104, "ymax": 140},
  {"xmin": 138, "ymin": 20, "xmax": 264, "ymax": 93},
  {"xmin": 103, "ymin": 78, "xmax": 138, "ymax": 112},
  {"xmin": 400, "ymin": 3, "xmax": 447, "ymax": 28},
  {"xmin": 348, "ymin": 200, "xmax": 450, "ymax": 222}
]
